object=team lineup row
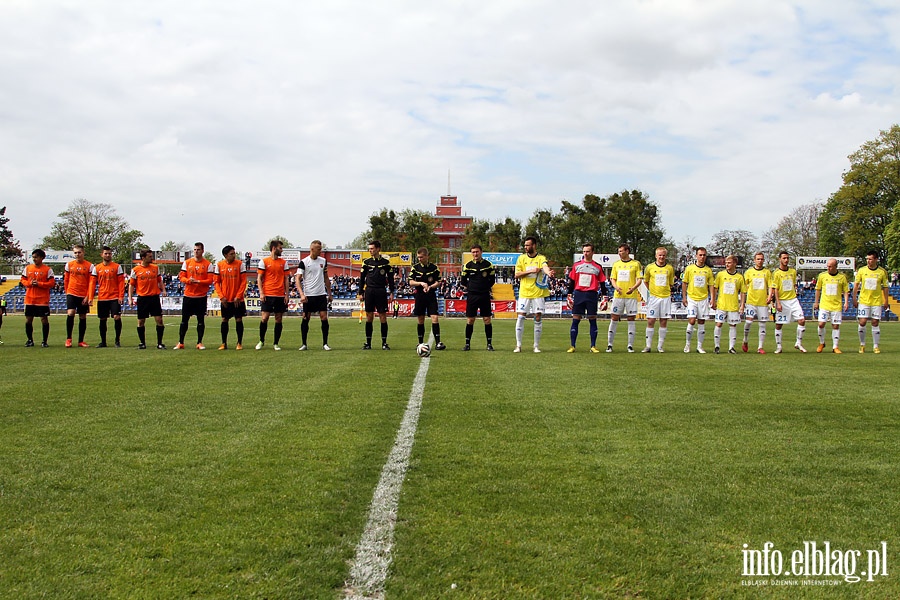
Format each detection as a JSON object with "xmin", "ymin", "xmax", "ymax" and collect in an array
[{"xmin": 10, "ymin": 238, "xmax": 891, "ymax": 354}]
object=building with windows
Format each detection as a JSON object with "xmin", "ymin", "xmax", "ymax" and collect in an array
[{"xmin": 432, "ymin": 193, "xmax": 473, "ymax": 274}]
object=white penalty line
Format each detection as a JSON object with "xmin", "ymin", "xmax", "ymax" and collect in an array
[{"xmin": 343, "ymin": 336, "xmax": 432, "ymax": 600}]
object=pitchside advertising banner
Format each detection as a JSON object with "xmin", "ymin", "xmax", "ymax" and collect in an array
[{"xmin": 797, "ymin": 256, "xmax": 856, "ymax": 271}]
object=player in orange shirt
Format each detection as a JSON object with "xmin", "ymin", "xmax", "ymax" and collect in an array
[
  {"xmin": 175, "ymin": 242, "xmax": 215, "ymax": 350},
  {"xmin": 64, "ymin": 244, "xmax": 93, "ymax": 348},
  {"xmin": 21, "ymin": 249, "xmax": 56, "ymax": 347},
  {"xmin": 128, "ymin": 248, "xmax": 167, "ymax": 349},
  {"xmin": 89, "ymin": 245, "xmax": 126, "ymax": 347},
  {"xmin": 255, "ymin": 239, "xmax": 291, "ymax": 350},
  {"xmin": 214, "ymin": 245, "xmax": 248, "ymax": 350}
]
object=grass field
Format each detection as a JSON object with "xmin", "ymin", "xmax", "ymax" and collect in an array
[{"xmin": 1, "ymin": 314, "xmax": 898, "ymax": 598}]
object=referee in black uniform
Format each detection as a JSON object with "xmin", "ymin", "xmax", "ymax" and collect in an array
[
  {"xmin": 410, "ymin": 247, "xmax": 446, "ymax": 350},
  {"xmin": 461, "ymin": 244, "xmax": 496, "ymax": 350},
  {"xmin": 357, "ymin": 240, "xmax": 395, "ymax": 349}
]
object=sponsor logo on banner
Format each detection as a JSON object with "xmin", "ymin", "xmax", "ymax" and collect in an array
[{"xmin": 796, "ymin": 256, "xmax": 855, "ymax": 270}]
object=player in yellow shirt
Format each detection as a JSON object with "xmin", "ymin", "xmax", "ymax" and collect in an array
[
  {"xmin": 742, "ymin": 252, "xmax": 772, "ymax": 353},
  {"xmin": 606, "ymin": 243, "xmax": 643, "ymax": 352},
  {"xmin": 771, "ymin": 251, "xmax": 808, "ymax": 353},
  {"xmin": 813, "ymin": 258, "xmax": 850, "ymax": 353},
  {"xmin": 641, "ymin": 247, "xmax": 674, "ymax": 353},
  {"xmin": 681, "ymin": 247, "xmax": 714, "ymax": 353},
  {"xmin": 514, "ymin": 236, "xmax": 553, "ymax": 353},
  {"xmin": 853, "ymin": 250, "xmax": 890, "ymax": 353},
  {"xmin": 712, "ymin": 255, "xmax": 745, "ymax": 354}
]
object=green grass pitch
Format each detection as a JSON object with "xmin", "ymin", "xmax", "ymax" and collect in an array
[{"xmin": 1, "ymin": 314, "xmax": 898, "ymax": 598}]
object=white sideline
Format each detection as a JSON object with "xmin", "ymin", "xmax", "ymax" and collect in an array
[{"xmin": 343, "ymin": 338, "xmax": 432, "ymax": 600}]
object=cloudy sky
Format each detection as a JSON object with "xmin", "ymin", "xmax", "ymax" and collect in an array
[{"xmin": 1, "ymin": 0, "xmax": 897, "ymax": 258}]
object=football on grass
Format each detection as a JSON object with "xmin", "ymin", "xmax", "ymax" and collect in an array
[{"xmin": 416, "ymin": 343, "xmax": 431, "ymax": 357}]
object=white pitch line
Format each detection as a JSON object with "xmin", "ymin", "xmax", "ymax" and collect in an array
[{"xmin": 343, "ymin": 338, "xmax": 432, "ymax": 600}]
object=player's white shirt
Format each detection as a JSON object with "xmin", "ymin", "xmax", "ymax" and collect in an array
[{"xmin": 299, "ymin": 256, "xmax": 328, "ymax": 296}]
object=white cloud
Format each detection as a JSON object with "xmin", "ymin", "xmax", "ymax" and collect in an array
[{"xmin": 0, "ymin": 0, "xmax": 897, "ymax": 256}]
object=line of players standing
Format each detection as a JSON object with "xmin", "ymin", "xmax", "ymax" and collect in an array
[{"xmin": 13, "ymin": 239, "xmax": 891, "ymax": 354}]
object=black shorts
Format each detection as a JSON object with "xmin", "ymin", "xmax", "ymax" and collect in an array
[
  {"xmin": 24, "ymin": 304, "xmax": 50, "ymax": 318},
  {"xmin": 466, "ymin": 294, "xmax": 493, "ymax": 318},
  {"xmin": 413, "ymin": 293, "xmax": 439, "ymax": 317},
  {"xmin": 137, "ymin": 295, "xmax": 162, "ymax": 320},
  {"xmin": 261, "ymin": 297, "xmax": 287, "ymax": 315},
  {"xmin": 97, "ymin": 300, "xmax": 121, "ymax": 319},
  {"xmin": 66, "ymin": 294, "xmax": 89, "ymax": 315},
  {"xmin": 364, "ymin": 289, "xmax": 389, "ymax": 314},
  {"xmin": 221, "ymin": 300, "xmax": 247, "ymax": 320},
  {"xmin": 572, "ymin": 290, "xmax": 599, "ymax": 316},
  {"xmin": 303, "ymin": 295, "xmax": 329, "ymax": 315},
  {"xmin": 182, "ymin": 296, "xmax": 208, "ymax": 318}
]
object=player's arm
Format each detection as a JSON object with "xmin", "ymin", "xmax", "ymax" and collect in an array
[
  {"xmin": 294, "ymin": 269, "xmax": 306, "ymax": 302},
  {"xmin": 853, "ymin": 276, "xmax": 861, "ymax": 307},
  {"xmin": 387, "ymin": 265, "xmax": 395, "ymax": 300},
  {"xmin": 324, "ymin": 264, "xmax": 333, "ymax": 300},
  {"xmin": 883, "ymin": 282, "xmax": 891, "ymax": 310},
  {"xmin": 127, "ymin": 276, "xmax": 136, "ymax": 305},
  {"xmin": 541, "ymin": 260, "xmax": 552, "ymax": 278},
  {"xmin": 87, "ymin": 271, "xmax": 97, "ymax": 304},
  {"xmin": 117, "ymin": 272, "xmax": 126, "ymax": 302},
  {"xmin": 283, "ymin": 271, "xmax": 291, "ymax": 302},
  {"xmin": 356, "ymin": 263, "xmax": 367, "ymax": 299},
  {"xmin": 178, "ymin": 262, "xmax": 190, "ymax": 285},
  {"xmin": 64, "ymin": 267, "xmax": 71, "ymax": 294},
  {"xmin": 842, "ymin": 281, "xmax": 850, "ymax": 311},
  {"xmin": 710, "ymin": 279, "xmax": 718, "ymax": 310},
  {"xmin": 158, "ymin": 275, "xmax": 166, "ymax": 297},
  {"xmin": 813, "ymin": 281, "xmax": 821, "ymax": 310}
]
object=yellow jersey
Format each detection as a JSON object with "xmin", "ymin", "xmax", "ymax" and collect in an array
[
  {"xmin": 714, "ymin": 270, "xmax": 744, "ymax": 312},
  {"xmin": 610, "ymin": 259, "xmax": 643, "ymax": 300},
  {"xmin": 854, "ymin": 266, "xmax": 888, "ymax": 307},
  {"xmin": 643, "ymin": 262, "xmax": 674, "ymax": 299},
  {"xmin": 743, "ymin": 267, "xmax": 771, "ymax": 306},
  {"xmin": 816, "ymin": 271, "xmax": 849, "ymax": 312},
  {"xmin": 682, "ymin": 263, "xmax": 713, "ymax": 301}
]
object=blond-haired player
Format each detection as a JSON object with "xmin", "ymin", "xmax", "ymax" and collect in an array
[
  {"xmin": 712, "ymin": 255, "xmax": 745, "ymax": 354},
  {"xmin": 641, "ymin": 247, "xmax": 674, "ymax": 353},
  {"xmin": 741, "ymin": 252, "xmax": 772, "ymax": 353}
]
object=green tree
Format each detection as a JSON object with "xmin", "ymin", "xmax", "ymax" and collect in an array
[
  {"xmin": 398, "ymin": 209, "xmax": 440, "ymax": 255},
  {"xmin": 462, "ymin": 218, "xmax": 493, "ymax": 251},
  {"xmin": 819, "ymin": 124, "xmax": 900, "ymax": 262},
  {"xmin": 604, "ymin": 190, "xmax": 666, "ymax": 264},
  {"xmin": 760, "ymin": 203, "xmax": 822, "ymax": 266},
  {"xmin": 367, "ymin": 209, "xmax": 402, "ymax": 250},
  {"xmin": 40, "ymin": 198, "xmax": 143, "ymax": 265},
  {"xmin": 489, "ymin": 218, "xmax": 523, "ymax": 252},
  {"xmin": 0, "ymin": 206, "xmax": 24, "ymax": 273}
]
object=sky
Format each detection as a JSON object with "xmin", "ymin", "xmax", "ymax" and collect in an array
[{"xmin": 1, "ymin": 0, "xmax": 898, "ymax": 259}]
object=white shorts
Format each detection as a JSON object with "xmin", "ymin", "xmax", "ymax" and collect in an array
[
  {"xmin": 818, "ymin": 309, "xmax": 843, "ymax": 325},
  {"xmin": 745, "ymin": 304, "xmax": 769, "ymax": 321},
  {"xmin": 516, "ymin": 297, "xmax": 546, "ymax": 315},
  {"xmin": 715, "ymin": 310, "xmax": 742, "ymax": 325},
  {"xmin": 775, "ymin": 298, "xmax": 805, "ymax": 324},
  {"xmin": 611, "ymin": 297, "xmax": 638, "ymax": 317},
  {"xmin": 857, "ymin": 304, "xmax": 883, "ymax": 320},
  {"xmin": 645, "ymin": 295, "xmax": 672, "ymax": 320},
  {"xmin": 686, "ymin": 298, "xmax": 710, "ymax": 320}
]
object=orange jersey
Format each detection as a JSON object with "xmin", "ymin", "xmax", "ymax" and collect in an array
[
  {"xmin": 215, "ymin": 259, "xmax": 248, "ymax": 302},
  {"xmin": 64, "ymin": 259, "xmax": 93, "ymax": 298},
  {"xmin": 90, "ymin": 261, "xmax": 125, "ymax": 302},
  {"xmin": 129, "ymin": 263, "xmax": 162, "ymax": 297},
  {"xmin": 179, "ymin": 257, "xmax": 215, "ymax": 298},
  {"xmin": 257, "ymin": 256, "xmax": 290, "ymax": 297},
  {"xmin": 21, "ymin": 264, "xmax": 56, "ymax": 305}
]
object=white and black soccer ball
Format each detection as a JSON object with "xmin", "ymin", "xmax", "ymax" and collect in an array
[{"xmin": 416, "ymin": 343, "xmax": 431, "ymax": 358}]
